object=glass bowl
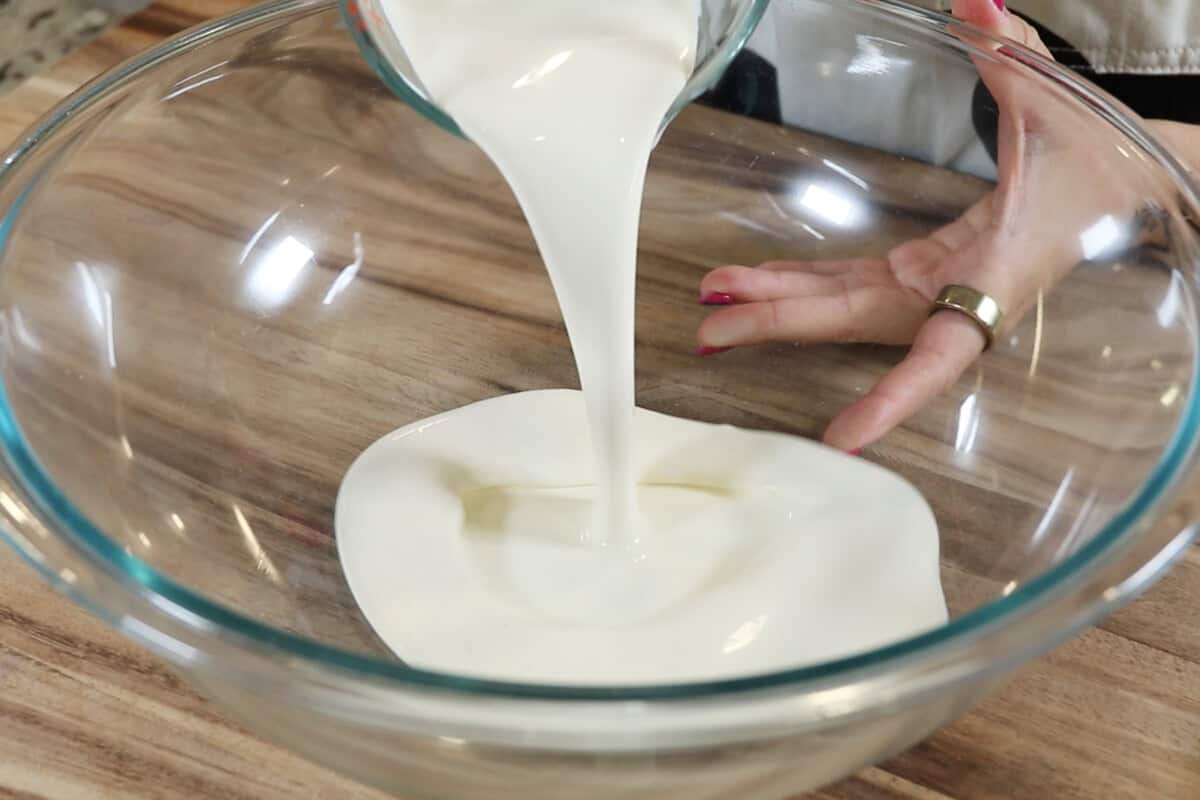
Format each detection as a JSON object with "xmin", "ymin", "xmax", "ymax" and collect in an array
[{"xmin": 1, "ymin": 0, "xmax": 1199, "ymax": 797}]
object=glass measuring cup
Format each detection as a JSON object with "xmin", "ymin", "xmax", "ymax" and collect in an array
[{"xmin": 339, "ymin": 0, "xmax": 770, "ymax": 139}]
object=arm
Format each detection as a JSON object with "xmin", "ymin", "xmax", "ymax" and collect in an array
[{"xmin": 1150, "ymin": 120, "xmax": 1200, "ymax": 176}]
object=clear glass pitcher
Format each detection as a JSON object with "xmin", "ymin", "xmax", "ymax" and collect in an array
[{"xmin": 339, "ymin": 0, "xmax": 770, "ymax": 139}]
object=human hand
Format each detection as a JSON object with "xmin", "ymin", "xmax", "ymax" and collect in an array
[{"xmin": 694, "ymin": 0, "xmax": 1185, "ymax": 452}]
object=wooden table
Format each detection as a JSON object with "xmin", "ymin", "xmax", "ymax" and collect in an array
[{"xmin": 0, "ymin": 2, "xmax": 1198, "ymax": 798}]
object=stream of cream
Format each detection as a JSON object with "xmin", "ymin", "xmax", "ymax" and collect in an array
[{"xmin": 336, "ymin": 0, "xmax": 948, "ymax": 684}]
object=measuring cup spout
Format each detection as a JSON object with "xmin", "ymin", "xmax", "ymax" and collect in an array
[{"xmin": 339, "ymin": 0, "xmax": 769, "ymax": 140}]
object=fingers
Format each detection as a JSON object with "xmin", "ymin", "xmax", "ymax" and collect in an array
[
  {"xmin": 699, "ymin": 263, "xmax": 881, "ymax": 304},
  {"xmin": 696, "ymin": 285, "xmax": 928, "ymax": 349},
  {"xmin": 950, "ymin": 0, "xmax": 1051, "ymax": 58},
  {"xmin": 822, "ymin": 313, "xmax": 986, "ymax": 452},
  {"xmin": 951, "ymin": 0, "xmax": 1055, "ymax": 141},
  {"xmin": 888, "ymin": 194, "xmax": 999, "ymax": 293},
  {"xmin": 950, "ymin": 0, "xmax": 1008, "ymax": 30}
]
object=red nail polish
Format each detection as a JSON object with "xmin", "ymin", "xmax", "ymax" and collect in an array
[
  {"xmin": 700, "ymin": 292, "xmax": 735, "ymax": 306},
  {"xmin": 993, "ymin": 0, "xmax": 1007, "ymax": 12},
  {"xmin": 696, "ymin": 345, "xmax": 731, "ymax": 356},
  {"xmin": 848, "ymin": 448, "xmax": 863, "ymax": 457}
]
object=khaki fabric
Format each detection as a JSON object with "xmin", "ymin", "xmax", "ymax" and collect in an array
[
  {"xmin": 1015, "ymin": 0, "xmax": 1200, "ymax": 74},
  {"xmin": 919, "ymin": 0, "xmax": 1200, "ymax": 74}
]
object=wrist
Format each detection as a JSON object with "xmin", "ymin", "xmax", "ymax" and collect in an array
[{"xmin": 1148, "ymin": 119, "xmax": 1200, "ymax": 176}]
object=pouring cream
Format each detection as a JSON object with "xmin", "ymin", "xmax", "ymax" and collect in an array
[{"xmin": 336, "ymin": 0, "xmax": 948, "ymax": 684}]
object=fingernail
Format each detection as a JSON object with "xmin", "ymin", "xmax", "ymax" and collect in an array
[
  {"xmin": 696, "ymin": 345, "xmax": 731, "ymax": 356},
  {"xmin": 700, "ymin": 292, "xmax": 735, "ymax": 306},
  {"xmin": 848, "ymin": 448, "xmax": 863, "ymax": 457},
  {"xmin": 992, "ymin": 0, "xmax": 1007, "ymax": 12}
]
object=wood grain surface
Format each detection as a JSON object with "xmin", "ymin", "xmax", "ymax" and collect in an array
[{"xmin": 0, "ymin": 2, "xmax": 1198, "ymax": 798}]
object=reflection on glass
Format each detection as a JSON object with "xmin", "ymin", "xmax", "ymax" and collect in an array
[
  {"xmin": 0, "ymin": 491, "xmax": 29, "ymax": 524},
  {"xmin": 324, "ymin": 232, "xmax": 365, "ymax": 306},
  {"xmin": 1161, "ymin": 384, "xmax": 1182, "ymax": 407},
  {"xmin": 165, "ymin": 60, "xmax": 229, "ymax": 97},
  {"xmin": 1053, "ymin": 492, "xmax": 1099, "ymax": 562},
  {"xmin": 1157, "ymin": 273, "xmax": 1183, "ymax": 328},
  {"xmin": 246, "ymin": 236, "xmax": 313, "ymax": 311},
  {"xmin": 163, "ymin": 61, "xmax": 227, "ymax": 101},
  {"xmin": 797, "ymin": 183, "xmax": 861, "ymax": 228},
  {"xmin": 10, "ymin": 309, "xmax": 42, "ymax": 352},
  {"xmin": 121, "ymin": 616, "xmax": 200, "ymax": 664},
  {"xmin": 76, "ymin": 261, "xmax": 105, "ymax": 328},
  {"xmin": 1031, "ymin": 469, "xmax": 1075, "ymax": 547},
  {"xmin": 74, "ymin": 261, "xmax": 118, "ymax": 368},
  {"xmin": 232, "ymin": 504, "xmax": 282, "ymax": 583},
  {"xmin": 104, "ymin": 293, "xmax": 116, "ymax": 369},
  {"xmin": 846, "ymin": 36, "xmax": 892, "ymax": 77},
  {"xmin": 822, "ymin": 158, "xmax": 869, "ymax": 190},
  {"xmin": 1079, "ymin": 214, "xmax": 1124, "ymax": 261},
  {"xmin": 240, "ymin": 211, "xmax": 283, "ymax": 264},
  {"xmin": 1028, "ymin": 290, "xmax": 1044, "ymax": 378},
  {"xmin": 954, "ymin": 393, "xmax": 981, "ymax": 454}
]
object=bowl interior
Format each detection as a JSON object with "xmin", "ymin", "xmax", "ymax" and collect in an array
[{"xmin": 0, "ymin": 0, "xmax": 1197, "ymax": 684}]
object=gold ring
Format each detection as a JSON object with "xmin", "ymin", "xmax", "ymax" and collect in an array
[{"xmin": 931, "ymin": 285, "xmax": 1003, "ymax": 349}]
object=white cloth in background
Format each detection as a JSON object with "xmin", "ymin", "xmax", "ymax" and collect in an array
[
  {"xmin": 751, "ymin": 1, "xmax": 996, "ymax": 178},
  {"xmin": 751, "ymin": 0, "xmax": 1199, "ymax": 176}
]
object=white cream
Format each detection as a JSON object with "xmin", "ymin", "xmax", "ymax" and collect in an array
[
  {"xmin": 372, "ymin": 0, "xmax": 699, "ymax": 541},
  {"xmin": 337, "ymin": 0, "xmax": 948, "ymax": 685},
  {"xmin": 338, "ymin": 390, "xmax": 947, "ymax": 684}
]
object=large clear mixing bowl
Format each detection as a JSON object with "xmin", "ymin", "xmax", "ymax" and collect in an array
[{"xmin": 1, "ymin": 1, "xmax": 1199, "ymax": 797}]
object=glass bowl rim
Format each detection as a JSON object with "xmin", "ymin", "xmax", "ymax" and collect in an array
[{"xmin": 1, "ymin": 0, "xmax": 1198, "ymax": 703}]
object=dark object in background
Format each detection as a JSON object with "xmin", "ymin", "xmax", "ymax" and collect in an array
[
  {"xmin": 1029, "ymin": 15, "xmax": 1200, "ymax": 125},
  {"xmin": 697, "ymin": 48, "xmax": 783, "ymax": 125},
  {"xmin": 973, "ymin": 14, "xmax": 1200, "ymax": 164}
]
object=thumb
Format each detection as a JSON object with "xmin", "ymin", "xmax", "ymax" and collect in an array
[
  {"xmin": 951, "ymin": 0, "xmax": 1052, "ymax": 59},
  {"xmin": 951, "ymin": 0, "xmax": 1009, "ymax": 30}
]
